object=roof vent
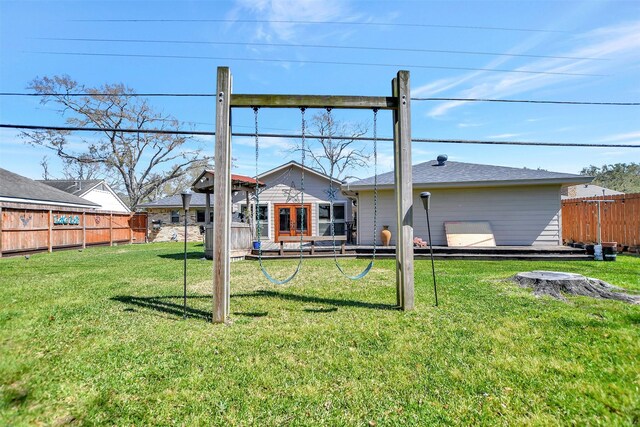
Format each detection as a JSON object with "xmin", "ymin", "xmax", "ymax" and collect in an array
[{"xmin": 436, "ymin": 154, "xmax": 448, "ymax": 166}]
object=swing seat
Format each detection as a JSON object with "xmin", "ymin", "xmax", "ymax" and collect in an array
[{"xmin": 278, "ymin": 235, "xmax": 346, "ymax": 256}]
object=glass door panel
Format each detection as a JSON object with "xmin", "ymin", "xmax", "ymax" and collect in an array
[
  {"xmin": 279, "ymin": 208, "xmax": 291, "ymax": 232},
  {"xmin": 295, "ymin": 207, "xmax": 308, "ymax": 233}
]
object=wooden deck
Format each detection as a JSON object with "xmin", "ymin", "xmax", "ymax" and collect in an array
[{"xmin": 246, "ymin": 243, "xmax": 592, "ymax": 261}]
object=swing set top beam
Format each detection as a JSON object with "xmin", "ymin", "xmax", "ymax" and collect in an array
[{"xmin": 230, "ymin": 94, "xmax": 397, "ymax": 110}]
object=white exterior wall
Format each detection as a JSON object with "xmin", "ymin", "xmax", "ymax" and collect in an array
[
  {"xmin": 231, "ymin": 165, "xmax": 352, "ymax": 241},
  {"xmin": 82, "ymin": 188, "xmax": 130, "ymax": 212},
  {"xmin": 357, "ymin": 184, "xmax": 562, "ymax": 246}
]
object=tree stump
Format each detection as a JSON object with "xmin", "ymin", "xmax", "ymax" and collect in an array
[{"xmin": 511, "ymin": 271, "xmax": 640, "ymax": 304}]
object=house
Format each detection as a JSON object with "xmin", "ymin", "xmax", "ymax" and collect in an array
[
  {"xmin": 561, "ymin": 184, "xmax": 623, "ymax": 199},
  {"xmin": 37, "ymin": 179, "xmax": 130, "ymax": 212},
  {"xmin": 343, "ymin": 156, "xmax": 592, "ymax": 246},
  {"xmin": 233, "ymin": 161, "xmax": 353, "ymax": 242},
  {"xmin": 138, "ymin": 193, "xmax": 215, "ymax": 242},
  {"xmin": 138, "ymin": 161, "xmax": 354, "ymax": 243},
  {"xmin": 1, "ymin": 168, "xmax": 100, "ymax": 210}
]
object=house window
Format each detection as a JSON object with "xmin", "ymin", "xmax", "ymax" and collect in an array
[
  {"xmin": 170, "ymin": 210, "xmax": 180, "ymax": 224},
  {"xmin": 241, "ymin": 204, "xmax": 269, "ymax": 237},
  {"xmin": 319, "ymin": 203, "xmax": 346, "ymax": 236},
  {"xmin": 196, "ymin": 210, "xmax": 214, "ymax": 223}
]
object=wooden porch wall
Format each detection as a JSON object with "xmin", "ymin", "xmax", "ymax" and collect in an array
[
  {"xmin": 561, "ymin": 193, "xmax": 640, "ymax": 248},
  {"xmin": 0, "ymin": 207, "xmax": 148, "ymax": 256}
]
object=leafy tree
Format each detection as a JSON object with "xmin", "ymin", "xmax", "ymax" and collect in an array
[
  {"xmin": 580, "ymin": 163, "xmax": 640, "ymax": 193},
  {"xmin": 291, "ymin": 111, "xmax": 369, "ymax": 181},
  {"xmin": 22, "ymin": 75, "xmax": 212, "ymax": 208}
]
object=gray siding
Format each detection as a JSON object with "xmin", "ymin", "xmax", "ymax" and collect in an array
[
  {"xmin": 232, "ymin": 164, "xmax": 352, "ymax": 241},
  {"xmin": 357, "ymin": 185, "xmax": 562, "ymax": 246}
]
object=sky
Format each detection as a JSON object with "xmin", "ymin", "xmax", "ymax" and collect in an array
[{"xmin": 0, "ymin": 0, "xmax": 639, "ymax": 184}]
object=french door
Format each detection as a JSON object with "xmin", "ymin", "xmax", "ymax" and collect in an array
[{"xmin": 274, "ymin": 204, "xmax": 311, "ymax": 241}]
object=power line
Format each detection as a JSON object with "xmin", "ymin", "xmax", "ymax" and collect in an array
[
  {"xmin": 68, "ymin": 18, "xmax": 568, "ymax": 34},
  {"xmin": 0, "ymin": 92, "xmax": 215, "ymax": 97},
  {"xmin": 3, "ymin": 124, "xmax": 638, "ymax": 148},
  {"xmin": 413, "ymin": 98, "xmax": 640, "ymax": 106},
  {"xmin": 26, "ymin": 51, "xmax": 605, "ymax": 77},
  {"xmin": 2, "ymin": 92, "xmax": 637, "ymax": 106},
  {"xmin": 35, "ymin": 37, "xmax": 605, "ymax": 62}
]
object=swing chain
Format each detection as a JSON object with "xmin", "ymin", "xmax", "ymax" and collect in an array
[
  {"xmin": 325, "ymin": 107, "xmax": 377, "ymax": 280},
  {"xmin": 299, "ymin": 107, "xmax": 306, "ymax": 252},
  {"xmin": 253, "ymin": 107, "xmax": 261, "ymax": 251},
  {"xmin": 253, "ymin": 106, "xmax": 305, "ymax": 285},
  {"xmin": 372, "ymin": 108, "xmax": 378, "ymax": 260}
]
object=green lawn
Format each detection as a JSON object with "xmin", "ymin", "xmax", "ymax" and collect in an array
[{"xmin": 1, "ymin": 243, "xmax": 639, "ymax": 426}]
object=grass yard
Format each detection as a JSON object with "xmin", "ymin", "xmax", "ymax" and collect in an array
[{"xmin": 1, "ymin": 243, "xmax": 639, "ymax": 426}]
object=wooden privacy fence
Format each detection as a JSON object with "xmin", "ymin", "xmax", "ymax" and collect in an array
[
  {"xmin": 562, "ymin": 193, "xmax": 640, "ymax": 249},
  {"xmin": 0, "ymin": 207, "xmax": 147, "ymax": 257}
]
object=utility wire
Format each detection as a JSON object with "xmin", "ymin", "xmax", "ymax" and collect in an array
[
  {"xmin": 69, "ymin": 18, "xmax": 567, "ymax": 33},
  {"xmin": 25, "ymin": 51, "xmax": 605, "ymax": 77},
  {"xmin": 35, "ymin": 37, "xmax": 604, "ymax": 62},
  {"xmin": 1, "ymin": 92, "xmax": 637, "ymax": 106},
  {"xmin": 414, "ymin": 97, "xmax": 640, "ymax": 106},
  {"xmin": 3, "ymin": 124, "xmax": 638, "ymax": 148}
]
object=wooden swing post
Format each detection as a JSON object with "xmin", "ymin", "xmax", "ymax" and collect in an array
[
  {"xmin": 212, "ymin": 67, "xmax": 414, "ymax": 323},
  {"xmin": 213, "ymin": 67, "xmax": 232, "ymax": 323}
]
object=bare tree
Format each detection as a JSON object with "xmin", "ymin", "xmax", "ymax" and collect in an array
[
  {"xmin": 21, "ymin": 75, "xmax": 212, "ymax": 208},
  {"xmin": 61, "ymin": 156, "xmax": 104, "ymax": 180},
  {"xmin": 292, "ymin": 111, "xmax": 369, "ymax": 181},
  {"xmin": 39, "ymin": 156, "xmax": 51, "ymax": 180}
]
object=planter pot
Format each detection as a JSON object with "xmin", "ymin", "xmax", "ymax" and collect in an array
[
  {"xmin": 252, "ymin": 241, "xmax": 261, "ymax": 250},
  {"xmin": 602, "ymin": 245, "xmax": 617, "ymax": 262},
  {"xmin": 380, "ymin": 225, "xmax": 392, "ymax": 246}
]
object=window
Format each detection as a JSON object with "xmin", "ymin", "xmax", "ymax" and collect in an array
[
  {"xmin": 196, "ymin": 210, "xmax": 214, "ymax": 223},
  {"xmin": 318, "ymin": 203, "xmax": 346, "ymax": 236},
  {"xmin": 240, "ymin": 204, "xmax": 269, "ymax": 238},
  {"xmin": 170, "ymin": 210, "xmax": 180, "ymax": 224}
]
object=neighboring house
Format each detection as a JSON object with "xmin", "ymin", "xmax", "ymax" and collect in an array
[
  {"xmin": 138, "ymin": 193, "xmax": 213, "ymax": 242},
  {"xmin": 561, "ymin": 184, "xmax": 624, "ymax": 199},
  {"xmin": 233, "ymin": 161, "xmax": 353, "ymax": 242},
  {"xmin": 344, "ymin": 156, "xmax": 592, "ymax": 246},
  {"xmin": 0, "ymin": 168, "xmax": 100, "ymax": 210},
  {"xmin": 37, "ymin": 179, "xmax": 130, "ymax": 212},
  {"xmin": 138, "ymin": 161, "xmax": 354, "ymax": 243}
]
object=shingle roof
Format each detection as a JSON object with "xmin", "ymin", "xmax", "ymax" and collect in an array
[
  {"xmin": 346, "ymin": 160, "xmax": 592, "ymax": 188},
  {"xmin": 0, "ymin": 168, "xmax": 100, "ymax": 207},
  {"xmin": 36, "ymin": 179, "xmax": 102, "ymax": 196},
  {"xmin": 138, "ymin": 193, "xmax": 211, "ymax": 208},
  {"xmin": 562, "ymin": 184, "xmax": 624, "ymax": 199}
]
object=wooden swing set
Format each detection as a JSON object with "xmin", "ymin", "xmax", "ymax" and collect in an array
[{"xmin": 212, "ymin": 66, "xmax": 414, "ymax": 323}]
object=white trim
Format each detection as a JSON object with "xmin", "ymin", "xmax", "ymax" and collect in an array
[
  {"xmin": 317, "ymin": 201, "xmax": 347, "ymax": 237},
  {"xmin": 344, "ymin": 177, "xmax": 592, "ymax": 191},
  {"xmin": 0, "ymin": 196, "xmax": 97, "ymax": 209},
  {"xmin": 240, "ymin": 201, "xmax": 271, "ymax": 241},
  {"xmin": 84, "ymin": 183, "xmax": 130, "ymax": 213},
  {"xmin": 259, "ymin": 161, "xmax": 344, "ymax": 185}
]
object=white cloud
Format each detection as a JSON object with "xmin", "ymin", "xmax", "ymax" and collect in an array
[
  {"xmin": 230, "ymin": 0, "xmax": 355, "ymax": 42},
  {"xmin": 424, "ymin": 20, "xmax": 640, "ymax": 118},
  {"xmin": 457, "ymin": 122, "xmax": 484, "ymax": 128},
  {"xmin": 233, "ymin": 135, "xmax": 294, "ymax": 150},
  {"xmin": 599, "ymin": 131, "xmax": 640, "ymax": 142},
  {"xmin": 486, "ymin": 133, "xmax": 522, "ymax": 139}
]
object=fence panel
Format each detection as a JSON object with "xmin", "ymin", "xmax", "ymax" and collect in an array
[
  {"xmin": 1, "ymin": 207, "xmax": 148, "ymax": 256},
  {"xmin": 562, "ymin": 193, "xmax": 640, "ymax": 248}
]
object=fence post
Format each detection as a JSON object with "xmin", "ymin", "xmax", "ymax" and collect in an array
[
  {"xmin": 109, "ymin": 213, "xmax": 113, "ymax": 246},
  {"xmin": 48, "ymin": 209, "xmax": 53, "ymax": 252},
  {"xmin": 0, "ymin": 206, "xmax": 3, "ymax": 258}
]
